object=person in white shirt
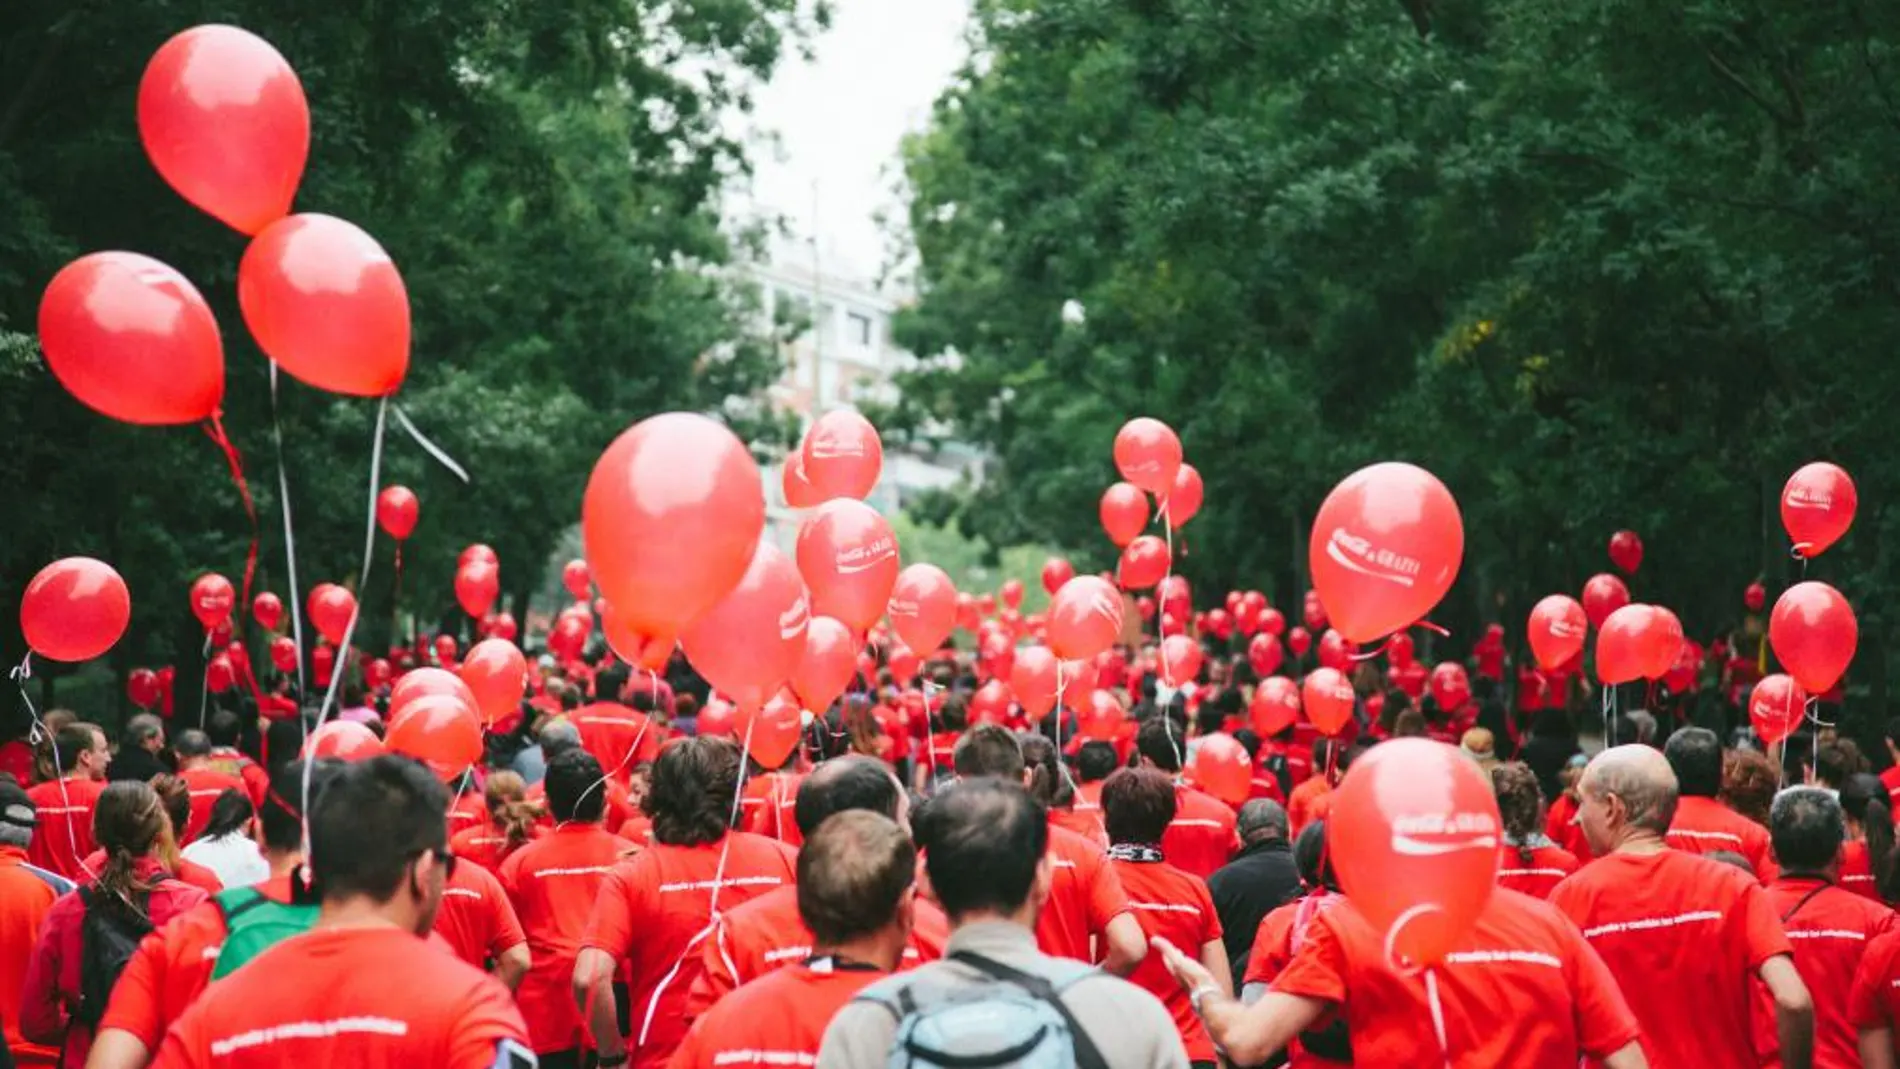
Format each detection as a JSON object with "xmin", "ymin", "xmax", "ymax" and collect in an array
[{"xmin": 179, "ymin": 788, "xmax": 269, "ymax": 888}]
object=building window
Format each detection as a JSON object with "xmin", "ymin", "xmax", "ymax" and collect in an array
[
  {"xmin": 848, "ymin": 312, "xmax": 873, "ymax": 348},
  {"xmin": 817, "ymin": 358, "xmax": 839, "ymax": 406}
]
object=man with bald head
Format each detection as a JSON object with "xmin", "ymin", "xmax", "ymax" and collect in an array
[
  {"xmin": 1550, "ymin": 745, "xmax": 1814, "ymax": 1069},
  {"xmin": 687, "ymin": 756, "xmax": 949, "ymax": 1016}
]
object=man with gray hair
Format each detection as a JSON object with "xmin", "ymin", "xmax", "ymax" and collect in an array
[
  {"xmin": 1205, "ymin": 800, "xmax": 1297, "ymax": 987},
  {"xmin": 106, "ymin": 713, "xmax": 169, "ymax": 784},
  {"xmin": 1550, "ymin": 745, "xmax": 1814, "ymax": 1069}
]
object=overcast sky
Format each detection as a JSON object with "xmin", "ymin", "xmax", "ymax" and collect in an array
[{"xmin": 731, "ymin": 0, "xmax": 971, "ymax": 284}]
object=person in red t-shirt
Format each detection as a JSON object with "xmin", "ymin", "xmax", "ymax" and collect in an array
[
  {"xmin": 1852, "ymin": 928, "xmax": 1900, "ymax": 1067},
  {"xmin": 529, "ymin": 721, "xmax": 636, "ymax": 833},
  {"xmin": 673, "ymin": 810, "xmax": 919, "ymax": 1069},
  {"xmin": 431, "ymin": 855, "xmax": 529, "ymax": 988},
  {"xmin": 499, "ymin": 750, "xmax": 636, "ymax": 1068},
  {"xmin": 1, "ymin": 776, "xmax": 62, "ymax": 1068},
  {"xmin": 1284, "ymin": 738, "xmax": 1346, "ymax": 840},
  {"xmin": 449, "ymin": 770, "xmax": 542, "ymax": 873},
  {"xmin": 949, "ymin": 725, "xmax": 1145, "ymax": 976},
  {"xmin": 1840, "ymin": 773, "xmax": 1892, "ymax": 901},
  {"xmin": 1024, "ymin": 734, "xmax": 1107, "ymax": 848},
  {"xmin": 170, "ymin": 731, "xmax": 245, "ymax": 846},
  {"xmin": 1762, "ymin": 788, "xmax": 1896, "ymax": 1069},
  {"xmin": 1063, "ymin": 741, "xmax": 1118, "ymax": 846},
  {"xmin": 1240, "ymin": 822, "xmax": 1349, "ymax": 1069},
  {"xmin": 25, "ymin": 723, "xmax": 109, "ymax": 882},
  {"xmin": 1100, "ymin": 768, "xmax": 1227, "ymax": 1067},
  {"xmin": 740, "ymin": 764, "xmax": 803, "ymax": 846},
  {"xmin": 689, "ymin": 756, "xmax": 948, "ymax": 1017},
  {"xmin": 88, "ymin": 760, "xmax": 334, "ymax": 1069},
  {"xmin": 1492, "ymin": 762, "xmax": 1577, "ymax": 900},
  {"xmin": 154, "ymin": 755, "xmax": 532, "ymax": 1068},
  {"xmin": 1134, "ymin": 720, "xmax": 1239, "ymax": 879},
  {"xmin": 202, "ymin": 711, "xmax": 268, "ymax": 810},
  {"xmin": 1878, "ymin": 719, "xmax": 1900, "ymax": 810},
  {"xmin": 577, "ymin": 737, "xmax": 798, "ymax": 1069},
  {"xmin": 1663, "ymin": 726, "xmax": 1774, "ymax": 879},
  {"xmin": 1549, "ymin": 744, "xmax": 1813, "ymax": 1069}
]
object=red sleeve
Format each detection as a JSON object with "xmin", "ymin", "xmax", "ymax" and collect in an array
[
  {"xmin": 1081, "ymin": 850, "xmax": 1131, "ymax": 936},
  {"xmin": 1243, "ymin": 909, "xmax": 1293, "ymax": 987},
  {"xmin": 1195, "ymin": 880, "xmax": 1223, "ymax": 944},
  {"xmin": 241, "ymin": 763, "xmax": 269, "ymax": 808},
  {"xmin": 483, "ymin": 869, "xmax": 527, "ymax": 958},
  {"xmin": 1852, "ymin": 932, "xmax": 1900, "ymax": 1030},
  {"xmin": 1562, "ymin": 914, "xmax": 1642, "ymax": 1057},
  {"xmin": 1736, "ymin": 881, "xmax": 1795, "ymax": 969},
  {"xmin": 19, "ymin": 897, "xmax": 73, "ymax": 1044},
  {"xmin": 1268, "ymin": 913, "xmax": 1349, "ymax": 1006},
  {"xmin": 98, "ymin": 923, "xmax": 176, "ymax": 1046},
  {"xmin": 442, "ymin": 974, "xmax": 534, "ymax": 1069},
  {"xmin": 583, "ymin": 859, "xmax": 641, "ymax": 957}
]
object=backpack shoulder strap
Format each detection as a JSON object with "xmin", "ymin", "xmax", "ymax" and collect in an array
[
  {"xmin": 949, "ymin": 951, "xmax": 1109, "ymax": 1069},
  {"xmin": 214, "ymin": 886, "xmax": 271, "ymax": 923}
]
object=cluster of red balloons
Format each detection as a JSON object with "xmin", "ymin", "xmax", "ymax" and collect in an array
[
  {"xmin": 382, "ymin": 668, "xmax": 482, "ymax": 777},
  {"xmin": 1101, "ymin": 417, "xmax": 1201, "ymax": 591},
  {"xmin": 455, "ymin": 544, "xmax": 500, "ymax": 620}
]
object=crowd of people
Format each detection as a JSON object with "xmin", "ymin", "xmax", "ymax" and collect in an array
[{"xmin": 0, "ymin": 632, "xmax": 1896, "ymax": 1069}]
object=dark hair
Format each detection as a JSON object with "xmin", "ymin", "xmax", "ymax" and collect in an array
[
  {"xmin": 1663, "ymin": 727, "xmax": 1723, "ymax": 797},
  {"xmin": 148, "ymin": 774, "xmax": 191, "ymax": 858},
  {"xmin": 93, "ymin": 782, "xmax": 172, "ymax": 901},
  {"xmin": 794, "ymin": 756, "xmax": 901, "ymax": 838},
  {"xmin": 174, "ymin": 729, "xmax": 212, "ymax": 760},
  {"xmin": 265, "ymin": 718, "xmax": 308, "ymax": 776},
  {"xmin": 309, "ymin": 755, "xmax": 450, "ymax": 901},
  {"xmin": 1393, "ymin": 710, "xmax": 1428, "ymax": 738},
  {"xmin": 595, "ymin": 663, "xmax": 630, "ymax": 703},
  {"xmin": 206, "ymin": 710, "xmax": 244, "ymax": 749},
  {"xmin": 484, "ymin": 770, "xmax": 539, "ymax": 850},
  {"xmin": 933, "ymin": 695, "xmax": 968, "ymax": 735},
  {"xmin": 1195, "ymin": 698, "xmax": 1226, "ymax": 737},
  {"xmin": 916, "ymin": 778, "xmax": 1046, "ymax": 919},
  {"xmin": 1842, "ymin": 773, "xmax": 1894, "ymax": 899},
  {"xmin": 55, "ymin": 724, "xmax": 97, "ymax": 774},
  {"xmin": 1770, "ymin": 787, "xmax": 1845, "ymax": 874},
  {"xmin": 263, "ymin": 761, "xmax": 337, "ymax": 852},
  {"xmin": 202, "ymin": 788, "xmax": 255, "ymax": 840},
  {"xmin": 1076, "ymin": 741, "xmax": 1119, "ymax": 783},
  {"xmin": 1721, "ymin": 748, "xmax": 1778, "ymax": 827},
  {"xmin": 1814, "ymin": 739, "xmax": 1867, "ymax": 789},
  {"xmin": 1135, "ymin": 718, "xmax": 1184, "ymax": 773},
  {"xmin": 646, "ymin": 736, "xmax": 741, "ymax": 846},
  {"xmin": 1295, "ymin": 820, "xmax": 1338, "ymax": 891},
  {"xmin": 545, "ymin": 750, "xmax": 608, "ymax": 823},
  {"xmin": 1492, "ymin": 762, "xmax": 1544, "ymax": 864},
  {"xmin": 1101, "ymin": 767, "xmax": 1176, "ymax": 846},
  {"xmin": 797, "ymin": 811, "xmax": 916, "ymax": 945},
  {"xmin": 122, "ymin": 715, "xmax": 165, "ymax": 751},
  {"xmin": 953, "ymin": 724, "xmax": 1025, "ymax": 780},
  {"xmin": 1020, "ymin": 734, "xmax": 1074, "ymax": 811}
]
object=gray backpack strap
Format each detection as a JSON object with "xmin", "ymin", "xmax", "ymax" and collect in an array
[{"xmin": 948, "ymin": 952, "xmax": 1109, "ymax": 1069}]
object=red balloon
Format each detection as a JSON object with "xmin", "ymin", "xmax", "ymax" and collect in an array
[
  {"xmin": 1041, "ymin": 558, "xmax": 1076, "ymax": 596},
  {"xmin": 376, "ymin": 486, "xmax": 419, "ymax": 541},
  {"xmin": 682, "ymin": 542, "xmax": 810, "ymax": 714},
  {"xmin": 489, "ymin": 612, "xmax": 519, "ymax": 643},
  {"xmin": 1000, "ymin": 579, "xmax": 1025, "ymax": 610},
  {"xmin": 1665, "ymin": 640, "xmax": 1702, "ymax": 695},
  {"xmin": 1158, "ymin": 634, "xmax": 1203, "ymax": 687},
  {"xmin": 460, "ymin": 544, "xmax": 499, "ymax": 569},
  {"xmin": 1429, "ymin": 662, "xmax": 1472, "ymax": 710},
  {"xmin": 1316, "ymin": 629, "xmax": 1354, "ymax": 672},
  {"xmin": 802, "ymin": 410, "xmax": 884, "ymax": 502},
  {"xmin": 1258, "ymin": 608, "xmax": 1286, "ymax": 638},
  {"xmin": 252, "ymin": 592, "xmax": 284, "ymax": 632},
  {"xmin": 698, "ymin": 699, "xmax": 737, "ymax": 738},
  {"xmin": 313, "ymin": 644, "xmax": 338, "ymax": 686},
  {"xmin": 888, "ymin": 564, "xmax": 957, "ymax": 655},
  {"xmin": 1012, "ymin": 646, "xmax": 1061, "ymax": 718},
  {"xmin": 1060, "ymin": 658, "xmax": 1100, "ymax": 702},
  {"xmin": 1309, "ymin": 463, "xmax": 1464, "ymax": 643},
  {"xmin": 1077, "ymin": 690, "xmax": 1125, "ymax": 741},
  {"xmin": 21, "ymin": 558, "xmax": 131, "ymax": 663},
  {"xmin": 1607, "ymin": 530, "xmax": 1643, "ymax": 575},
  {"xmin": 205, "ymin": 654, "xmax": 237, "ymax": 693},
  {"xmin": 390, "ymin": 667, "xmax": 477, "ymax": 720},
  {"xmin": 38, "ymin": 252, "xmax": 224, "ymax": 425},
  {"xmin": 977, "ymin": 594, "xmax": 998, "ymax": 619},
  {"xmin": 1580, "ymin": 574, "xmax": 1631, "ymax": 629},
  {"xmin": 455, "ymin": 561, "xmax": 500, "ymax": 619},
  {"xmin": 1782, "ymin": 462, "xmax": 1857, "ymax": 558},
  {"xmin": 225, "ymin": 641, "xmax": 252, "ymax": 680},
  {"xmin": 1048, "ymin": 577, "xmax": 1125, "ymax": 662},
  {"xmin": 1191, "ymin": 734, "xmax": 1251, "ymax": 806},
  {"xmin": 1251, "ymin": 676, "xmax": 1301, "ymax": 737},
  {"xmin": 735, "ymin": 695, "xmax": 804, "ymax": 768},
  {"xmin": 1099, "ymin": 483, "xmax": 1150, "ymax": 547},
  {"xmin": 955, "ymin": 593, "xmax": 981, "ymax": 633},
  {"xmin": 1749, "ymin": 675, "xmax": 1809, "ymax": 745},
  {"xmin": 887, "ymin": 643, "xmax": 920, "ymax": 684},
  {"xmin": 1385, "ymin": 631, "xmax": 1415, "ymax": 670},
  {"xmin": 792, "ymin": 616, "xmax": 859, "ymax": 713},
  {"xmin": 1113, "ymin": 417, "xmax": 1183, "ymax": 496},
  {"xmin": 1769, "ymin": 581, "xmax": 1859, "ymax": 694},
  {"xmin": 138, "ymin": 26, "xmax": 307, "ymax": 235},
  {"xmin": 303, "ymin": 721, "xmax": 383, "ymax": 762},
  {"xmin": 583, "ymin": 413, "xmax": 765, "ymax": 639},
  {"xmin": 969, "ymin": 679, "xmax": 1014, "ymax": 725},
  {"xmin": 386, "ymin": 694, "xmax": 483, "ymax": 779},
  {"xmin": 1302, "ymin": 668, "xmax": 1357, "ymax": 736},
  {"xmin": 1595, "ymin": 604, "xmax": 1662, "ymax": 685},
  {"xmin": 459, "ymin": 639, "xmax": 528, "ymax": 727},
  {"xmin": 1158, "ymin": 575, "xmax": 1192, "ymax": 620},
  {"xmin": 1287, "ymin": 626, "xmax": 1312, "ymax": 657},
  {"xmin": 1247, "ymin": 634, "xmax": 1284, "ymax": 678},
  {"xmin": 1526, "ymin": 595, "xmax": 1588, "ymax": 671},
  {"xmin": 561, "ymin": 560, "xmax": 591, "ymax": 602},
  {"xmin": 190, "ymin": 573, "xmax": 235, "ymax": 632},
  {"xmin": 268, "ymin": 636, "xmax": 298, "ymax": 674},
  {"xmin": 363, "ymin": 657, "xmax": 393, "ymax": 691},
  {"xmin": 239, "ymin": 214, "xmax": 410, "ymax": 396},
  {"xmin": 1644, "ymin": 608, "xmax": 1685, "ymax": 681},
  {"xmin": 1302, "ymin": 590, "xmax": 1329, "ymax": 633},
  {"xmin": 1135, "ymin": 596, "xmax": 1157, "ymax": 624},
  {"xmin": 781, "ymin": 449, "xmax": 823, "ymax": 509},
  {"xmin": 1330, "ymin": 738, "xmax": 1500, "ymax": 968},
  {"xmin": 1117, "ymin": 536, "xmax": 1171, "ymax": 590},
  {"xmin": 1744, "ymin": 582, "xmax": 1767, "ymax": 613},
  {"xmin": 1163, "ymin": 464, "xmax": 1203, "ymax": 528},
  {"xmin": 433, "ymin": 634, "xmax": 459, "ymax": 667},
  {"xmin": 1206, "ymin": 609, "xmax": 1234, "ymax": 640},
  {"xmin": 127, "ymin": 669, "xmax": 161, "ymax": 710}
]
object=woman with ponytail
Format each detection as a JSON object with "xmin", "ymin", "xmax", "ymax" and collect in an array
[
  {"xmin": 450, "ymin": 770, "xmax": 542, "ymax": 873},
  {"xmin": 1492, "ymin": 760, "xmax": 1578, "ymax": 900},
  {"xmin": 18, "ymin": 782, "xmax": 208, "ymax": 1067},
  {"xmin": 1841, "ymin": 772, "xmax": 1892, "ymax": 901}
]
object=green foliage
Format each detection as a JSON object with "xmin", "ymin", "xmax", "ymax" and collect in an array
[{"xmin": 895, "ymin": 0, "xmax": 1900, "ymax": 721}]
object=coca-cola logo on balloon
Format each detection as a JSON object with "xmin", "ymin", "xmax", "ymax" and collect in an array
[
  {"xmin": 835, "ymin": 536, "xmax": 896, "ymax": 575},
  {"xmin": 777, "ymin": 597, "xmax": 810, "ymax": 641},
  {"xmin": 1325, "ymin": 528, "xmax": 1421, "ymax": 589},
  {"xmin": 1547, "ymin": 619, "xmax": 1584, "ymax": 640},
  {"xmin": 1389, "ymin": 811, "xmax": 1499, "ymax": 857},
  {"xmin": 1784, "ymin": 485, "xmax": 1833, "ymax": 510},
  {"xmin": 887, "ymin": 597, "xmax": 918, "ymax": 620},
  {"xmin": 808, "ymin": 434, "xmax": 867, "ymax": 460}
]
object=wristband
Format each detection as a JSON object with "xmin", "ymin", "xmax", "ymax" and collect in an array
[{"xmin": 1189, "ymin": 983, "xmax": 1221, "ymax": 1014}]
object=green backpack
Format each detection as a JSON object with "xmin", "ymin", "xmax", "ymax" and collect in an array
[{"xmin": 211, "ymin": 886, "xmax": 319, "ymax": 980}]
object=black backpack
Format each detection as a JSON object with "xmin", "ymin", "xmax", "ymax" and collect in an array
[{"xmin": 74, "ymin": 887, "xmax": 153, "ymax": 1029}]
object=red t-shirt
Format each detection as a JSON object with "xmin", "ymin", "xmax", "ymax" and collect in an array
[
  {"xmin": 447, "ymin": 791, "xmax": 488, "ymax": 836},
  {"xmin": 688, "ymin": 884, "xmax": 949, "ymax": 1016},
  {"xmin": 740, "ymin": 772, "xmax": 804, "ymax": 846},
  {"xmin": 1841, "ymin": 839, "xmax": 1880, "ymax": 901},
  {"xmin": 450, "ymin": 821, "xmax": 539, "ymax": 876},
  {"xmin": 1274, "ymin": 890, "xmax": 1639, "ymax": 1067},
  {"xmin": 1050, "ymin": 805, "xmax": 1108, "ymax": 849},
  {"xmin": 582, "ymin": 833, "xmax": 798, "ymax": 1069},
  {"xmin": 498, "ymin": 823, "xmax": 635, "ymax": 1054},
  {"xmin": 178, "ymin": 767, "xmax": 247, "ymax": 845},
  {"xmin": 1666, "ymin": 795, "xmax": 1773, "ymax": 879},
  {"xmin": 1286, "ymin": 777, "xmax": 1332, "ymax": 840},
  {"xmin": 1764, "ymin": 876, "xmax": 1895, "ymax": 1069},
  {"xmin": 202, "ymin": 749, "xmax": 268, "ymax": 810},
  {"xmin": 432, "ymin": 858, "xmax": 526, "ymax": 971},
  {"xmin": 671, "ymin": 960, "xmax": 888, "ymax": 1069},
  {"xmin": 1548, "ymin": 849, "xmax": 1794, "ymax": 1069},
  {"xmin": 24, "ymin": 777, "xmax": 105, "ymax": 881},
  {"xmin": 1496, "ymin": 843, "xmax": 1579, "ymax": 901},
  {"xmin": 1851, "ymin": 928, "xmax": 1900, "ymax": 1035},
  {"xmin": 1109, "ymin": 857, "xmax": 1223, "ymax": 1062},
  {"xmin": 617, "ymin": 814, "xmax": 653, "ymax": 847},
  {"xmin": 0, "ymin": 847, "xmax": 59, "ymax": 1066},
  {"xmin": 1034, "ymin": 823, "xmax": 1131, "ymax": 963},
  {"xmin": 1242, "ymin": 893, "xmax": 1348, "ymax": 1069},
  {"xmin": 153, "ymin": 926, "xmax": 530, "ymax": 1067},
  {"xmin": 573, "ymin": 703, "xmax": 661, "ymax": 778},
  {"xmin": 1164, "ymin": 785, "xmax": 1239, "ymax": 880},
  {"xmin": 1881, "ymin": 766, "xmax": 1900, "ymax": 810},
  {"xmin": 1544, "ymin": 793, "xmax": 1593, "ymax": 862}
]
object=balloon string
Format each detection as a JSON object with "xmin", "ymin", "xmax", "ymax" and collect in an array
[
  {"xmin": 561, "ymin": 713, "xmax": 651, "ymax": 833},
  {"xmin": 198, "ymin": 631, "xmax": 212, "ymax": 729},
  {"xmin": 268, "ymin": 366, "xmax": 308, "ymax": 712},
  {"xmin": 392, "ymin": 403, "xmax": 471, "ymax": 483},
  {"xmin": 202, "ymin": 412, "xmax": 260, "ymax": 618},
  {"xmin": 922, "ymin": 677, "xmax": 942, "ymax": 790},
  {"xmin": 1423, "ymin": 968, "xmax": 1453, "ymax": 1069},
  {"xmin": 1053, "ymin": 663, "xmax": 1077, "ymax": 793},
  {"xmin": 11, "ymin": 654, "xmax": 97, "ymax": 884}
]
